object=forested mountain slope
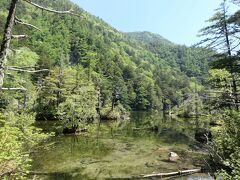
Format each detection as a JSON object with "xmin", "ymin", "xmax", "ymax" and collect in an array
[
  {"xmin": 126, "ymin": 32, "xmax": 210, "ymax": 80},
  {"xmin": 0, "ymin": 0, "xmax": 210, "ymax": 116}
]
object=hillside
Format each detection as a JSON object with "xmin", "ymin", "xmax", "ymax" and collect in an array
[
  {"xmin": 126, "ymin": 31, "xmax": 173, "ymax": 47},
  {"xmin": 0, "ymin": 0, "xmax": 209, "ymax": 117},
  {"xmin": 126, "ymin": 31, "xmax": 210, "ymax": 80}
]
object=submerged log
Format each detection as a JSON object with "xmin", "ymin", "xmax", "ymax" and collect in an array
[{"xmin": 143, "ymin": 168, "xmax": 201, "ymax": 178}]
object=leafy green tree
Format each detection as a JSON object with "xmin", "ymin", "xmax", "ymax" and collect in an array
[
  {"xmin": 57, "ymin": 83, "xmax": 98, "ymax": 133},
  {"xmin": 207, "ymin": 111, "xmax": 240, "ymax": 179},
  {"xmin": 208, "ymin": 69, "xmax": 233, "ymax": 109},
  {"xmin": 0, "ymin": 112, "xmax": 50, "ymax": 178}
]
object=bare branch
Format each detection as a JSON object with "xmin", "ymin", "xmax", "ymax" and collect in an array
[
  {"xmin": 12, "ymin": 35, "xmax": 28, "ymax": 39},
  {"xmin": 23, "ymin": 0, "xmax": 81, "ymax": 17},
  {"xmin": 15, "ymin": 18, "xmax": 41, "ymax": 31},
  {"xmin": 231, "ymin": 41, "xmax": 240, "ymax": 51},
  {"xmin": 7, "ymin": 67, "xmax": 49, "ymax": 73},
  {"xmin": 10, "ymin": 66, "xmax": 39, "ymax": 69},
  {"xmin": 0, "ymin": 87, "xmax": 27, "ymax": 91}
]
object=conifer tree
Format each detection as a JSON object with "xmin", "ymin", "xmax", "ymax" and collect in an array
[{"xmin": 199, "ymin": 0, "xmax": 240, "ymax": 109}]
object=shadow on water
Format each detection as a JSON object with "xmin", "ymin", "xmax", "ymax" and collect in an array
[{"xmin": 31, "ymin": 111, "xmax": 213, "ymax": 180}]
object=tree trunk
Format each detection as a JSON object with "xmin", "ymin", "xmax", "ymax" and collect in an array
[
  {"xmin": 0, "ymin": 0, "xmax": 18, "ymax": 88},
  {"xmin": 223, "ymin": 3, "xmax": 239, "ymax": 110}
]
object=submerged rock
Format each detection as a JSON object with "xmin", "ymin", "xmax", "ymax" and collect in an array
[{"xmin": 168, "ymin": 152, "xmax": 180, "ymax": 162}]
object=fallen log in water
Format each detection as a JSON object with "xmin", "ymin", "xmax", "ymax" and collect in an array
[{"xmin": 143, "ymin": 168, "xmax": 201, "ymax": 178}]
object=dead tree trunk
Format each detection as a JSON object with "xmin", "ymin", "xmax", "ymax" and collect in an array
[
  {"xmin": 0, "ymin": 0, "xmax": 79, "ymax": 90},
  {"xmin": 0, "ymin": 0, "xmax": 18, "ymax": 88},
  {"xmin": 223, "ymin": 2, "xmax": 239, "ymax": 110}
]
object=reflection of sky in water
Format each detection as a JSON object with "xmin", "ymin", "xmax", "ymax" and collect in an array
[{"xmin": 31, "ymin": 112, "xmax": 213, "ymax": 179}]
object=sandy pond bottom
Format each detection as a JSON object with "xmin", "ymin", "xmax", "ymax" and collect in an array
[{"xmin": 30, "ymin": 113, "xmax": 213, "ymax": 180}]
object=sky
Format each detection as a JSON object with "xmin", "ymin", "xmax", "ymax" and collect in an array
[{"xmin": 71, "ymin": 0, "xmax": 238, "ymax": 46}]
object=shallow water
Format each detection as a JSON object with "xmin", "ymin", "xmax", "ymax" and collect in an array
[{"xmin": 31, "ymin": 112, "xmax": 213, "ymax": 180}]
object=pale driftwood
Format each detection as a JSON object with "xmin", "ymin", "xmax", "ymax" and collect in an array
[
  {"xmin": 7, "ymin": 67, "xmax": 49, "ymax": 73},
  {"xmin": 143, "ymin": 168, "xmax": 201, "ymax": 178}
]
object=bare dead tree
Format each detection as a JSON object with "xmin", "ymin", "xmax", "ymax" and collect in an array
[
  {"xmin": 0, "ymin": 0, "xmax": 80, "ymax": 90},
  {"xmin": 0, "ymin": 0, "xmax": 18, "ymax": 89}
]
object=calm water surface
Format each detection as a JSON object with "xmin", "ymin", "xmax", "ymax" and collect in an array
[{"xmin": 31, "ymin": 112, "xmax": 213, "ymax": 180}]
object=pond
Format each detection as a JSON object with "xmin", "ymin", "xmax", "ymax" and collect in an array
[{"xmin": 30, "ymin": 112, "xmax": 213, "ymax": 180}]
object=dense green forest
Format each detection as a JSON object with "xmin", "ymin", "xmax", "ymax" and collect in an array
[
  {"xmin": 0, "ymin": 0, "xmax": 240, "ymax": 179},
  {"xmin": 0, "ymin": 0, "xmax": 211, "ymax": 115}
]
